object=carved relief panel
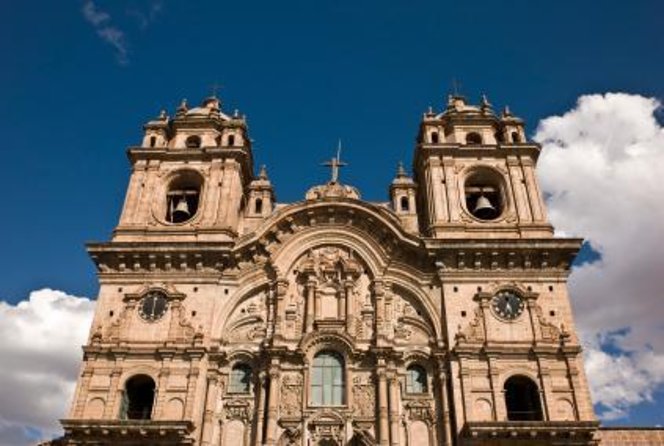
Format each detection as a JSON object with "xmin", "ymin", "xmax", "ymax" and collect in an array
[{"xmin": 284, "ymin": 246, "xmax": 372, "ymax": 338}]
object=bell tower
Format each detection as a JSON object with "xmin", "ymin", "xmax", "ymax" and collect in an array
[
  {"xmin": 116, "ymin": 95, "xmax": 254, "ymax": 241},
  {"xmin": 414, "ymin": 95, "xmax": 551, "ymax": 238}
]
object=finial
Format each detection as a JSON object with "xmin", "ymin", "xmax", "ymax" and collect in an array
[
  {"xmin": 396, "ymin": 161, "xmax": 407, "ymax": 178},
  {"xmin": 258, "ymin": 164, "xmax": 268, "ymax": 180},
  {"xmin": 427, "ymin": 105, "xmax": 434, "ymax": 116},
  {"xmin": 159, "ymin": 109, "xmax": 167, "ymax": 120},
  {"xmin": 481, "ymin": 94, "xmax": 491, "ymax": 108},
  {"xmin": 502, "ymin": 105, "xmax": 512, "ymax": 117},
  {"xmin": 233, "ymin": 109, "xmax": 240, "ymax": 118},
  {"xmin": 176, "ymin": 99, "xmax": 188, "ymax": 117}
]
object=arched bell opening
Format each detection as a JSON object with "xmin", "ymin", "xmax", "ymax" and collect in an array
[
  {"xmin": 185, "ymin": 135, "xmax": 202, "ymax": 148},
  {"xmin": 465, "ymin": 132, "xmax": 483, "ymax": 145},
  {"xmin": 165, "ymin": 171, "xmax": 203, "ymax": 224},
  {"xmin": 463, "ymin": 168, "xmax": 506, "ymax": 221},
  {"xmin": 504, "ymin": 375, "xmax": 544, "ymax": 421},
  {"xmin": 121, "ymin": 374, "xmax": 156, "ymax": 420}
]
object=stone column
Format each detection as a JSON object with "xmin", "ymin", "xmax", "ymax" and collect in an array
[
  {"xmin": 521, "ymin": 159, "xmax": 547, "ymax": 222},
  {"xmin": 274, "ymin": 278, "xmax": 289, "ymax": 338},
  {"xmin": 506, "ymin": 156, "xmax": 531, "ymax": 222},
  {"xmin": 436, "ymin": 360, "xmax": 452, "ymax": 446},
  {"xmin": 253, "ymin": 372, "xmax": 267, "ymax": 446},
  {"xmin": 305, "ymin": 279, "xmax": 316, "ymax": 332},
  {"xmin": 265, "ymin": 364, "xmax": 281, "ymax": 445},
  {"xmin": 344, "ymin": 279, "xmax": 354, "ymax": 333},
  {"xmin": 377, "ymin": 364, "xmax": 390, "ymax": 446},
  {"xmin": 387, "ymin": 372, "xmax": 400, "ymax": 446},
  {"xmin": 338, "ymin": 287, "xmax": 346, "ymax": 321},
  {"xmin": 372, "ymin": 280, "xmax": 386, "ymax": 343},
  {"xmin": 104, "ymin": 367, "xmax": 123, "ymax": 419},
  {"xmin": 200, "ymin": 372, "xmax": 219, "ymax": 446},
  {"xmin": 72, "ymin": 368, "xmax": 94, "ymax": 418},
  {"xmin": 184, "ymin": 356, "xmax": 202, "ymax": 420}
]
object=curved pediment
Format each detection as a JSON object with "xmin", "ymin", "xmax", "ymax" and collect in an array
[{"xmin": 234, "ymin": 199, "xmax": 424, "ymax": 275}]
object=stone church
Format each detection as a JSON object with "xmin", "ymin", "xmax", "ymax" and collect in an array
[{"xmin": 50, "ymin": 93, "xmax": 644, "ymax": 445}]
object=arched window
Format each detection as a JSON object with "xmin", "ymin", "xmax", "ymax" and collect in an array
[
  {"xmin": 504, "ymin": 375, "xmax": 543, "ymax": 421},
  {"xmin": 430, "ymin": 131, "xmax": 439, "ymax": 144},
  {"xmin": 311, "ymin": 351, "xmax": 344, "ymax": 406},
  {"xmin": 255, "ymin": 198, "xmax": 263, "ymax": 215},
  {"xmin": 121, "ymin": 375, "xmax": 155, "ymax": 420},
  {"xmin": 464, "ymin": 168, "xmax": 505, "ymax": 221},
  {"xmin": 166, "ymin": 172, "xmax": 203, "ymax": 224},
  {"xmin": 466, "ymin": 132, "xmax": 483, "ymax": 145},
  {"xmin": 215, "ymin": 135, "xmax": 222, "ymax": 147},
  {"xmin": 511, "ymin": 131, "xmax": 521, "ymax": 143},
  {"xmin": 229, "ymin": 364, "xmax": 252, "ymax": 393},
  {"xmin": 227, "ymin": 134, "xmax": 236, "ymax": 146},
  {"xmin": 400, "ymin": 196, "xmax": 409, "ymax": 212},
  {"xmin": 149, "ymin": 136, "xmax": 156, "ymax": 147},
  {"xmin": 185, "ymin": 135, "xmax": 202, "ymax": 148},
  {"xmin": 406, "ymin": 365, "xmax": 428, "ymax": 394}
]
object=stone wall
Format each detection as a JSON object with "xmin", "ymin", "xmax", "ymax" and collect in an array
[{"xmin": 598, "ymin": 427, "xmax": 664, "ymax": 445}]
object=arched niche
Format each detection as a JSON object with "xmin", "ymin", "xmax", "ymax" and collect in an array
[
  {"xmin": 217, "ymin": 287, "xmax": 269, "ymax": 343},
  {"xmin": 391, "ymin": 284, "xmax": 439, "ymax": 343}
]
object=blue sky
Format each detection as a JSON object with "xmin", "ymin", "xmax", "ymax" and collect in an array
[{"xmin": 1, "ymin": 0, "xmax": 663, "ymax": 435}]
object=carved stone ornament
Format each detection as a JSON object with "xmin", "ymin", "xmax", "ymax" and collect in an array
[
  {"xmin": 223, "ymin": 398, "xmax": 252, "ymax": 422},
  {"xmin": 279, "ymin": 373, "xmax": 303, "ymax": 418},
  {"xmin": 352, "ymin": 375, "xmax": 376, "ymax": 418},
  {"xmin": 405, "ymin": 400, "xmax": 434, "ymax": 422},
  {"xmin": 533, "ymin": 304, "xmax": 564, "ymax": 343},
  {"xmin": 455, "ymin": 307, "xmax": 485, "ymax": 345}
]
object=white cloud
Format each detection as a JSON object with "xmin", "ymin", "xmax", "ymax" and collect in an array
[
  {"xmin": 0, "ymin": 289, "xmax": 95, "ymax": 445},
  {"xmin": 536, "ymin": 92, "xmax": 664, "ymax": 420},
  {"xmin": 81, "ymin": 1, "xmax": 128, "ymax": 64}
]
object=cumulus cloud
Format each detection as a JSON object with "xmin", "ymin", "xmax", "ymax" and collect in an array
[
  {"xmin": 536, "ymin": 93, "xmax": 664, "ymax": 420},
  {"xmin": 0, "ymin": 289, "xmax": 95, "ymax": 445}
]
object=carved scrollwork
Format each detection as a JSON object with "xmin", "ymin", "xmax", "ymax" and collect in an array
[
  {"xmin": 455, "ymin": 307, "xmax": 485, "ymax": 345},
  {"xmin": 352, "ymin": 375, "xmax": 376, "ymax": 418},
  {"xmin": 279, "ymin": 373, "xmax": 303, "ymax": 418}
]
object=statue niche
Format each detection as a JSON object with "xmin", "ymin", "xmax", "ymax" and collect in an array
[
  {"xmin": 291, "ymin": 246, "xmax": 369, "ymax": 335},
  {"xmin": 223, "ymin": 290, "xmax": 268, "ymax": 344}
]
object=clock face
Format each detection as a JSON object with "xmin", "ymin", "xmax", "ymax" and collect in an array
[
  {"xmin": 139, "ymin": 291, "xmax": 169, "ymax": 322},
  {"xmin": 492, "ymin": 290, "xmax": 525, "ymax": 320}
]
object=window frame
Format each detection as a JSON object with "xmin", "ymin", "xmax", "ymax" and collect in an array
[{"xmin": 310, "ymin": 351, "xmax": 345, "ymax": 407}]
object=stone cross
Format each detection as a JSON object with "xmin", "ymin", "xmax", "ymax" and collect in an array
[{"xmin": 322, "ymin": 140, "xmax": 347, "ymax": 184}]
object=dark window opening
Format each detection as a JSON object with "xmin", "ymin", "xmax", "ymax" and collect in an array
[
  {"xmin": 495, "ymin": 131, "xmax": 504, "ymax": 143},
  {"xmin": 227, "ymin": 134, "xmax": 236, "ymax": 146},
  {"xmin": 185, "ymin": 135, "xmax": 202, "ymax": 148},
  {"xmin": 149, "ymin": 136, "xmax": 156, "ymax": 147},
  {"xmin": 121, "ymin": 375, "xmax": 155, "ymax": 420},
  {"xmin": 166, "ymin": 172, "xmax": 202, "ymax": 223},
  {"xmin": 229, "ymin": 364, "xmax": 252, "ymax": 393},
  {"xmin": 255, "ymin": 198, "xmax": 263, "ymax": 215},
  {"xmin": 430, "ymin": 131, "xmax": 439, "ymax": 144},
  {"xmin": 400, "ymin": 196, "xmax": 409, "ymax": 212},
  {"xmin": 406, "ymin": 365, "xmax": 428, "ymax": 393},
  {"xmin": 215, "ymin": 135, "xmax": 221, "ymax": 146},
  {"xmin": 504, "ymin": 375, "xmax": 543, "ymax": 421},
  {"xmin": 466, "ymin": 132, "xmax": 483, "ymax": 145},
  {"xmin": 512, "ymin": 131, "xmax": 521, "ymax": 143}
]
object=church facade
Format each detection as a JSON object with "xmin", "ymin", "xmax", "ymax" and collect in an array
[{"xmin": 56, "ymin": 94, "xmax": 604, "ymax": 445}]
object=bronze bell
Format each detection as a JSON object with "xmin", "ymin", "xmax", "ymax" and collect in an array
[
  {"xmin": 473, "ymin": 195, "xmax": 496, "ymax": 220},
  {"xmin": 172, "ymin": 197, "xmax": 191, "ymax": 220}
]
